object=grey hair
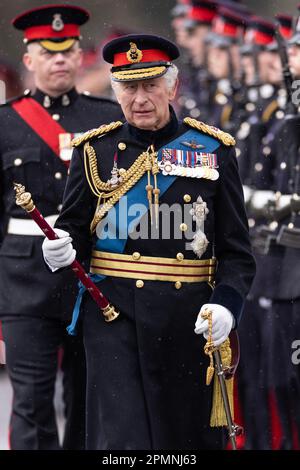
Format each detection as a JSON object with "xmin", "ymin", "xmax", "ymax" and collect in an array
[
  {"xmin": 110, "ymin": 63, "xmax": 179, "ymax": 93},
  {"xmin": 163, "ymin": 64, "xmax": 179, "ymax": 90}
]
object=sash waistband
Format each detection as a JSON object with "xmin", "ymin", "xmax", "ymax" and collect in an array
[{"xmin": 90, "ymin": 250, "xmax": 216, "ymax": 283}]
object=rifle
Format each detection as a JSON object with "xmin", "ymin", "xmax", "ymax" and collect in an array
[
  {"xmin": 253, "ymin": 191, "xmax": 300, "ymax": 253},
  {"xmin": 274, "ymin": 24, "xmax": 298, "ymax": 116},
  {"xmin": 276, "ymin": 158, "xmax": 300, "ymax": 248}
]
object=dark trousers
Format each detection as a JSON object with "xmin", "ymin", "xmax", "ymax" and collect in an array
[
  {"xmin": 82, "ymin": 277, "xmax": 224, "ymax": 450},
  {"xmin": 1, "ymin": 316, "xmax": 86, "ymax": 450},
  {"xmin": 269, "ymin": 299, "xmax": 300, "ymax": 449}
]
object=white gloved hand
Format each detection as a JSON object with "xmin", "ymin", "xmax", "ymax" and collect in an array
[
  {"xmin": 194, "ymin": 303, "xmax": 234, "ymax": 347},
  {"xmin": 250, "ymin": 190, "xmax": 275, "ymax": 210},
  {"xmin": 42, "ymin": 228, "xmax": 76, "ymax": 272}
]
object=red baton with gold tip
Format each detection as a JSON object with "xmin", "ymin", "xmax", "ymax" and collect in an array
[{"xmin": 14, "ymin": 183, "xmax": 119, "ymax": 322}]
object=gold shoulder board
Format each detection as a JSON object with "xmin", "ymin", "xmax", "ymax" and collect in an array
[
  {"xmin": 72, "ymin": 121, "xmax": 123, "ymax": 147},
  {"xmin": 183, "ymin": 117, "xmax": 236, "ymax": 146}
]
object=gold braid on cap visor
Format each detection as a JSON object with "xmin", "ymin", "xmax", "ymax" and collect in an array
[{"xmin": 112, "ymin": 65, "xmax": 166, "ymax": 81}]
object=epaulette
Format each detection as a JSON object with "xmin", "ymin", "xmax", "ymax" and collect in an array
[
  {"xmin": 183, "ymin": 117, "xmax": 236, "ymax": 146},
  {"xmin": 72, "ymin": 120, "xmax": 123, "ymax": 147}
]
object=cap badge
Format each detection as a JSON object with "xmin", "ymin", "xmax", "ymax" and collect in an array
[
  {"xmin": 126, "ymin": 42, "xmax": 143, "ymax": 63},
  {"xmin": 52, "ymin": 14, "xmax": 64, "ymax": 32}
]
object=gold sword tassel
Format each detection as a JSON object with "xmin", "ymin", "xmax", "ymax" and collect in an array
[
  {"xmin": 145, "ymin": 148, "xmax": 153, "ymax": 224},
  {"xmin": 150, "ymin": 145, "xmax": 160, "ymax": 229}
]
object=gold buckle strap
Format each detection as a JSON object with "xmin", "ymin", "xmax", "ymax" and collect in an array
[{"xmin": 90, "ymin": 250, "xmax": 216, "ymax": 283}]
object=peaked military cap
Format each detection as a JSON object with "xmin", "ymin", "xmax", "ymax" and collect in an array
[
  {"xmin": 103, "ymin": 34, "xmax": 180, "ymax": 82},
  {"xmin": 12, "ymin": 4, "xmax": 90, "ymax": 52},
  {"xmin": 241, "ymin": 16, "xmax": 275, "ymax": 54},
  {"xmin": 184, "ymin": 0, "xmax": 217, "ymax": 30},
  {"xmin": 207, "ymin": 5, "xmax": 248, "ymax": 48}
]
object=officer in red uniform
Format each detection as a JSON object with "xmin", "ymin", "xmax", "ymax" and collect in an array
[{"xmin": 0, "ymin": 4, "xmax": 122, "ymax": 449}]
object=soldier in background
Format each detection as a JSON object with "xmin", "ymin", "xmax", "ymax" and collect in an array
[
  {"xmin": 177, "ymin": 0, "xmax": 218, "ymax": 121},
  {"xmin": 255, "ymin": 10, "xmax": 300, "ymax": 448},
  {"xmin": 206, "ymin": 5, "xmax": 248, "ymax": 132},
  {"xmin": 170, "ymin": 0, "xmax": 191, "ymax": 48},
  {"xmin": 0, "ymin": 59, "xmax": 22, "ymax": 100},
  {"xmin": 237, "ymin": 14, "xmax": 295, "ymax": 449},
  {"xmin": 0, "ymin": 4, "xmax": 122, "ymax": 450},
  {"xmin": 76, "ymin": 29, "xmax": 134, "ymax": 98}
]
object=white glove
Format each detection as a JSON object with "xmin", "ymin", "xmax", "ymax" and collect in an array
[
  {"xmin": 250, "ymin": 190, "xmax": 275, "ymax": 210},
  {"xmin": 42, "ymin": 228, "xmax": 76, "ymax": 272},
  {"xmin": 194, "ymin": 303, "xmax": 234, "ymax": 347},
  {"xmin": 242, "ymin": 185, "xmax": 253, "ymax": 205}
]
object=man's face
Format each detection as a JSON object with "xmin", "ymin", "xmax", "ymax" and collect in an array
[
  {"xmin": 288, "ymin": 44, "xmax": 300, "ymax": 77},
  {"xmin": 258, "ymin": 50, "xmax": 272, "ymax": 83},
  {"xmin": 172, "ymin": 17, "xmax": 189, "ymax": 48},
  {"xmin": 23, "ymin": 42, "xmax": 82, "ymax": 96},
  {"xmin": 207, "ymin": 46, "xmax": 229, "ymax": 79},
  {"xmin": 266, "ymin": 52, "xmax": 282, "ymax": 84},
  {"xmin": 114, "ymin": 76, "xmax": 178, "ymax": 131},
  {"xmin": 241, "ymin": 55, "xmax": 255, "ymax": 85},
  {"xmin": 185, "ymin": 25, "xmax": 210, "ymax": 66}
]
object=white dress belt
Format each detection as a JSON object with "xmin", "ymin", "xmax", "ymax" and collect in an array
[{"xmin": 7, "ymin": 214, "xmax": 59, "ymax": 236}]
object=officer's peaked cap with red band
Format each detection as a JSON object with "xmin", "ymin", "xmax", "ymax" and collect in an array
[
  {"xmin": 12, "ymin": 4, "xmax": 89, "ymax": 52},
  {"xmin": 103, "ymin": 34, "xmax": 180, "ymax": 82}
]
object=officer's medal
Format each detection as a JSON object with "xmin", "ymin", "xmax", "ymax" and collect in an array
[{"xmin": 159, "ymin": 148, "xmax": 219, "ymax": 180}]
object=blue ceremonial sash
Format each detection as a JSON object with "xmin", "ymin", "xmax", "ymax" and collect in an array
[
  {"xmin": 67, "ymin": 128, "xmax": 220, "ymax": 334},
  {"xmin": 95, "ymin": 129, "xmax": 220, "ymax": 253}
]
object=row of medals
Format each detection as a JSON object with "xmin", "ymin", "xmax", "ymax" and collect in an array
[{"xmin": 158, "ymin": 160, "xmax": 219, "ymax": 181}]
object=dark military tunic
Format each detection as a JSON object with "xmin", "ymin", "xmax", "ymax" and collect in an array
[
  {"xmin": 263, "ymin": 114, "xmax": 300, "ymax": 448},
  {"xmin": 0, "ymin": 88, "xmax": 122, "ymax": 319},
  {"xmin": 55, "ymin": 107, "xmax": 255, "ymax": 450},
  {"xmin": 0, "ymin": 88, "xmax": 122, "ymax": 449}
]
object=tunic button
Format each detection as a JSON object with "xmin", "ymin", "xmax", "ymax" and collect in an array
[
  {"xmin": 136, "ymin": 280, "xmax": 144, "ymax": 288},
  {"xmin": 118, "ymin": 142, "xmax": 127, "ymax": 151},
  {"xmin": 180, "ymin": 223, "xmax": 188, "ymax": 232},
  {"xmin": 175, "ymin": 281, "xmax": 182, "ymax": 289},
  {"xmin": 183, "ymin": 194, "xmax": 191, "ymax": 203},
  {"xmin": 55, "ymin": 172, "xmax": 62, "ymax": 180},
  {"xmin": 52, "ymin": 113, "xmax": 60, "ymax": 121},
  {"xmin": 14, "ymin": 158, "xmax": 22, "ymax": 166},
  {"xmin": 132, "ymin": 252, "xmax": 141, "ymax": 260},
  {"xmin": 176, "ymin": 253, "xmax": 184, "ymax": 261}
]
